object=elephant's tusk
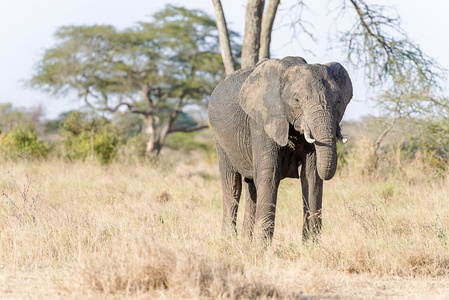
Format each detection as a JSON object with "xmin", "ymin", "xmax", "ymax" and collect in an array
[
  {"xmin": 304, "ymin": 130, "xmax": 316, "ymax": 144},
  {"xmin": 336, "ymin": 127, "xmax": 348, "ymax": 144},
  {"xmin": 338, "ymin": 136, "xmax": 348, "ymax": 144}
]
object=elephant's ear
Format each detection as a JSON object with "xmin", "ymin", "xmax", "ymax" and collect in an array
[
  {"xmin": 238, "ymin": 59, "xmax": 289, "ymax": 147},
  {"xmin": 326, "ymin": 62, "xmax": 353, "ymax": 122}
]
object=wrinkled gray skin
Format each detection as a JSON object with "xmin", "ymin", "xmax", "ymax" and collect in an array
[{"xmin": 208, "ymin": 56, "xmax": 353, "ymax": 241}]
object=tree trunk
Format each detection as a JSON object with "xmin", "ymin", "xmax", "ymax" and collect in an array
[
  {"xmin": 241, "ymin": 0, "xmax": 265, "ymax": 68},
  {"xmin": 259, "ymin": 0, "xmax": 279, "ymax": 60},
  {"xmin": 211, "ymin": 0, "xmax": 235, "ymax": 75},
  {"xmin": 144, "ymin": 115, "xmax": 157, "ymax": 155},
  {"xmin": 139, "ymin": 83, "xmax": 158, "ymax": 155},
  {"xmin": 155, "ymin": 97, "xmax": 184, "ymax": 154},
  {"xmin": 156, "ymin": 123, "xmax": 169, "ymax": 155}
]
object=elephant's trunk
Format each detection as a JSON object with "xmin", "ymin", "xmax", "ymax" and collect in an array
[{"xmin": 307, "ymin": 102, "xmax": 338, "ymax": 181}]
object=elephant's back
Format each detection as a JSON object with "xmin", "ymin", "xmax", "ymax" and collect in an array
[
  {"xmin": 208, "ymin": 67, "xmax": 253, "ymax": 116},
  {"xmin": 208, "ymin": 67, "xmax": 255, "ymax": 177},
  {"xmin": 208, "ymin": 66, "xmax": 254, "ymax": 131}
]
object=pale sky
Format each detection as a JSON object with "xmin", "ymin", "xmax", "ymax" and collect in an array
[{"xmin": 0, "ymin": 0, "xmax": 448, "ymax": 120}]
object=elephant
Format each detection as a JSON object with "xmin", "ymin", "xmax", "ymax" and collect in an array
[{"xmin": 208, "ymin": 56, "xmax": 353, "ymax": 242}]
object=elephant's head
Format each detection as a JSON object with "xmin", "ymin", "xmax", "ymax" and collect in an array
[{"xmin": 238, "ymin": 57, "xmax": 353, "ymax": 181}]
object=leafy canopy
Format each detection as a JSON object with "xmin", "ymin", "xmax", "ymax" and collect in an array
[{"xmin": 30, "ymin": 5, "xmax": 237, "ymax": 115}]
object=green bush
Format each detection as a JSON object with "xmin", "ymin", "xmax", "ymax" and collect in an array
[
  {"xmin": 0, "ymin": 126, "xmax": 49, "ymax": 160},
  {"xmin": 59, "ymin": 111, "xmax": 124, "ymax": 164},
  {"xmin": 337, "ymin": 141, "xmax": 352, "ymax": 169},
  {"xmin": 164, "ymin": 132, "xmax": 212, "ymax": 152}
]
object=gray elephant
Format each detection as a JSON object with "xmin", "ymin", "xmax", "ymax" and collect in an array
[{"xmin": 208, "ymin": 56, "xmax": 352, "ymax": 242}]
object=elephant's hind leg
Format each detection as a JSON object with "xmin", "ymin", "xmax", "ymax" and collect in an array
[
  {"xmin": 216, "ymin": 143, "xmax": 242, "ymax": 235},
  {"xmin": 242, "ymin": 179, "xmax": 257, "ymax": 239}
]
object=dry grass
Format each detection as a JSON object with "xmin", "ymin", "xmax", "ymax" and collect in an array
[{"xmin": 1, "ymin": 153, "xmax": 449, "ymax": 298}]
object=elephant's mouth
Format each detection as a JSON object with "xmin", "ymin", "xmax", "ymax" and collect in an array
[
  {"xmin": 306, "ymin": 124, "xmax": 348, "ymax": 145},
  {"xmin": 292, "ymin": 115, "xmax": 348, "ymax": 147},
  {"xmin": 292, "ymin": 115, "xmax": 303, "ymax": 133}
]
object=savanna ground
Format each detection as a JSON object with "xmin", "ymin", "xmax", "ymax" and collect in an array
[{"xmin": 1, "ymin": 139, "xmax": 449, "ymax": 299}]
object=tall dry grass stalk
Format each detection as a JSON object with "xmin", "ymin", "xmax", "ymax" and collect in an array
[{"xmin": 0, "ymin": 154, "xmax": 448, "ymax": 298}]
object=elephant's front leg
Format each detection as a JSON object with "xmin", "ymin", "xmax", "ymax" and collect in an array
[
  {"xmin": 216, "ymin": 143, "xmax": 242, "ymax": 235},
  {"xmin": 301, "ymin": 150, "xmax": 323, "ymax": 240},
  {"xmin": 254, "ymin": 169, "xmax": 281, "ymax": 242},
  {"xmin": 252, "ymin": 141, "xmax": 282, "ymax": 242}
]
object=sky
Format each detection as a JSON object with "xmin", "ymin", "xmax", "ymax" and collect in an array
[{"xmin": 0, "ymin": 0, "xmax": 448, "ymax": 121}]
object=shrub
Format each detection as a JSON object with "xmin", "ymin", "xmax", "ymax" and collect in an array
[
  {"xmin": 164, "ymin": 132, "xmax": 211, "ymax": 152},
  {"xmin": 0, "ymin": 126, "xmax": 49, "ymax": 160},
  {"xmin": 59, "ymin": 111, "xmax": 124, "ymax": 164}
]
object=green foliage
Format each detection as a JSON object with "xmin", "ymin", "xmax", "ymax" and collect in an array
[
  {"xmin": 336, "ymin": 141, "xmax": 351, "ymax": 169},
  {"xmin": 29, "ymin": 5, "xmax": 240, "ymax": 153},
  {"xmin": 112, "ymin": 114, "xmax": 144, "ymax": 140},
  {"xmin": 28, "ymin": 7, "xmax": 234, "ymax": 112},
  {"xmin": 164, "ymin": 132, "xmax": 211, "ymax": 152},
  {"xmin": 0, "ymin": 126, "xmax": 49, "ymax": 160},
  {"xmin": 404, "ymin": 117, "xmax": 449, "ymax": 173},
  {"xmin": 0, "ymin": 103, "xmax": 48, "ymax": 161},
  {"xmin": 59, "ymin": 111, "xmax": 123, "ymax": 164}
]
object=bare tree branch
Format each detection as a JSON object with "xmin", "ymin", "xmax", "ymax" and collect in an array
[
  {"xmin": 168, "ymin": 124, "xmax": 209, "ymax": 134},
  {"xmin": 344, "ymin": 0, "xmax": 443, "ymax": 87},
  {"xmin": 372, "ymin": 102, "xmax": 400, "ymax": 169}
]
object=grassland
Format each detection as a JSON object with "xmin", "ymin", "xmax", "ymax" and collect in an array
[{"xmin": 1, "ymin": 150, "xmax": 449, "ymax": 299}]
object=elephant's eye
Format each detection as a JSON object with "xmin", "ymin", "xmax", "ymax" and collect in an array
[{"xmin": 291, "ymin": 98, "xmax": 301, "ymax": 107}]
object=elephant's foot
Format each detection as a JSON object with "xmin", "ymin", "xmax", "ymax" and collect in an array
[
  {"xmin": 221, "ymin": 220, "xmax": 238, "ymax": 237},
  {"xmin": 253, "ymin": 221, "xmax": 275, "ymax": 246},
  {"xmin": 302, "ymin": 211, "xmax": 322, "ymax": 242}
]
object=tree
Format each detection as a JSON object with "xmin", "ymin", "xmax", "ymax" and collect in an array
[
  {"xmin": 212, "ymin": 0, "xmax": 447, "ymax": 166},
  {"xmin": 30, "ymin": 5, "xmax": 240, "ymax": 154}
]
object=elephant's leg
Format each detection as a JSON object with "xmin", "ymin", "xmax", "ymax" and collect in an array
[
  {"xmin": 254, "ymin": 173, "xmax": 281, "ymax": 242},
  {"xmin": 216, "ymin": 143, "xmax": 242, "ymax": 235},
  {"xmin": 242, "ymin": 179, "xmax": 257, "ymax": 238},
  {"xmin": 251, "ymin": 142, "xmax": 282, "ymax": 242},
  {"xmin": 301, "ymin": 150, "xmax": 324, "ymax": 240}
]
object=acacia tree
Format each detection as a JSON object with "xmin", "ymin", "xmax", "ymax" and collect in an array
[
  {"xmin": 31, "ymin": 5, "xmax": 239, "ymax": 154},
  {"xmin": 212, "ymin": 0, "xmax": 447, "ymax": 164}
]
